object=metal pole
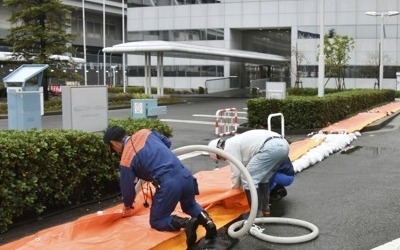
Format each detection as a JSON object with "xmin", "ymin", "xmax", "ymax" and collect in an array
[
  {"xmin": 317, "ymin": 0, "xmax": 325, "ymax": 97},
  {"xmin": 379, "ymin": 14, "xmax": 384, "ymax": 90},
  {"xmin": 122, "ymin": 0, "xmax": 127, "ymax": 93},
  {"xmin": 103, "ymin": 0, "xmax": 106, "ymax": 86},
  {"xmin": 97, "ymin": 50, "xmax": 101, "ymax": 85},
  {"xmin": 366, "ymin": 11, "xmax": 399, "ymax": 90},
  {"xmin": 82, "ymin": 0, "xmax": 87, "ymax": 86}
]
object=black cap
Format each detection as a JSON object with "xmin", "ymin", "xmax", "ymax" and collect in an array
[{"xmin": 103, "ymin": 125, "xmax": 126, "ymax": 144}]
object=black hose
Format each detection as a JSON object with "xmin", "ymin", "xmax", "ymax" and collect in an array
[{"xmin": 7, "ymin": 192, "xmax": 120, "ymax": 230}]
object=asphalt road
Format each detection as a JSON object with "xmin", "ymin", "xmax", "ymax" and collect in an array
[
  {"xmin": 1, "ymin": 97, "xmax": 400, "ymax": 250},
  {"xmin": 163, "ymin": 97, "xmax": 400, "ymax": 250}
]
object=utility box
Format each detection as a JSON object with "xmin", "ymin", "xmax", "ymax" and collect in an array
[
  {"xmin": 131, "ymin": 99, "xmax": 167, "ymax": 119},
  {"xmin": 6, "ymin": 88, "xmax": 43, "ymax": 130},
  {"xmin": 266, "ymin": 82, "xmax": 286, "ymax": 99},
  {"xmin": 62, "ymin": 86, "xmax": 108, "ymax": 132},
  {"xmin": 3, "ymin": 64, "xmax": 48, "ymax": 130}
]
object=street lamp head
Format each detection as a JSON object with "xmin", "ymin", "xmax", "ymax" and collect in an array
[
  {"xmin": 365, "ymin": 11, "xmax": 379, "ymax": 16},
  {"xmin": 365, "ymin": 10, "xmax": 399, "ymax": 90},
  {"xmin": 387, "ymin": 11, "xmax": 400, "ymax": 16},
  {"xmin": 365, "ymin": 11, "xmax": 400, "ymax": 16}
]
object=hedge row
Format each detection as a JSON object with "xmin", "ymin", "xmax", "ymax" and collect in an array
[
  {"xmin": 0, "ymin": 118, "xmax": 173, "ymax": 233},
  {"xmin": 247, "ymin": 89, "xmax": 396, "ymax": 131}
]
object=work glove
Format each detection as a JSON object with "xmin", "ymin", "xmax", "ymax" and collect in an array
[{"xmin": 122, "ymin": 205, "xmax": 135, "ymax": 217}]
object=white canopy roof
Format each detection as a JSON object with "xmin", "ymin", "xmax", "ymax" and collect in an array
[{"xmin": 103, "ymin": 41, "xmax": 287, "ymax": 65}]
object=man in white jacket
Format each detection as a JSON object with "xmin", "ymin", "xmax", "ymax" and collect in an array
[{"xmin": 208, "ymin": 129, "xmax": 294, "ymax": 217}]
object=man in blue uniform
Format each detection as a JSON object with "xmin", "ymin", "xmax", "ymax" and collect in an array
[{"xmin": 103, "ymin": 126, "xmax": 217, "ymax": 248}]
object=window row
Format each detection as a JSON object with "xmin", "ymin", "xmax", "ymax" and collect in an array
[
  {"xmin": 72, "ymin": 18, "xmax": 118, "ymax": 40},
  {"xmin": 128, "ymin": 29, "xmax": 224, "ymax": 41},
  {"xmin": 299, "ymin": 65, "xmax": 400, "ymax": 79},
  {"xmin": 126, "ymin": 64, "xmax": 400, "ymax": 79},
  {"xmin": 298, "ymin": 24, "xmax": 399, "ymax": 39},
  {"xmin": 127, "ymin": 0, "xmax": 221, "ymax": 7},
  {"xmin": 126, "ymin": 65, "xmax": 224, "ymax": 77}
]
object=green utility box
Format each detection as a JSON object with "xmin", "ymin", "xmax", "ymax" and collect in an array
[{"xmin": 131, "ymin": 99, "xmax": 167, "ymax": 119}]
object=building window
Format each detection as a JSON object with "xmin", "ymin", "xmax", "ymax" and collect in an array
[
  {"xmin": 126, "ymin": 65, "xmax": 224, "ymax": 77},
  {"xmin": 298, "ymin": 30, "xmax": 320, "ymax": 39},
  {"xmin": 297, "ymin": 65, "xmax": 399, "ymax": 79},
  {"xmin": 206, "ymin": 29, "xmax": 224, "ymax": 40},
  {"xmin": 128, "ymin": 28, "xmax": 224, "ymax": 42}
]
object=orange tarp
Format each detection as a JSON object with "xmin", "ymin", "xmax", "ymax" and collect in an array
[
  {"xmin": 320, "ymin": 112, "xmax": 387, "ymax": 133},
  {"xmin": 321, "ymin": 101, "xmax": 400, "ymax": 133},
  {"xmin": 0, "ymin": 167, "xmax": 248, "ymax": 250},
  {"xmin": 2, "ymin": 101, "xmax": 400, "ymax": 250},
  {"xmin": 368, "ymin": 101, "xmax": 400, "ymax": 114},
  {"xmin": 0, "ymin": 140, "xmax": 326, "ymax": 250},
  {"xmin": 288, "ymin": 136, "xmax": 326, "ymax": 161}
]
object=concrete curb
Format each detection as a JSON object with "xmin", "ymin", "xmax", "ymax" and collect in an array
[{"xmin": 361, "ymin": 110, "xmax": 400, "ymax": 132}]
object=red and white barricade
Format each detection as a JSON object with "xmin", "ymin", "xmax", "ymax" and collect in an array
[
  {"xmin": 215, "ymin": 107, "xmax": 238, "ymax": 137},
  {"xmin": 48, "ymin": 85, "xmax": 62, "ymax": 95}
]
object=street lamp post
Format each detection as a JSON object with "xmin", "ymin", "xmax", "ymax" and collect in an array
[
  {"xmin": 82, "ymin": 0, "xmax": 87, "ymax": 86},
  {"xmin": 365, "ymin": 11, "xmax": 399, "ymax": 90},
  {"xmin": 97, "ymin": 50, "xmax": 101, "ymax": 85},
  {"xmin": 318, "ymin": 0, "xmax": 325, "ymax": 97},
  {"xmin": 122, "ymin": 0, "xmax": 126, "ymax": 93},
  {"xmin": 103, "ymin": 0, "xmax": 106, "ymax": 86}
]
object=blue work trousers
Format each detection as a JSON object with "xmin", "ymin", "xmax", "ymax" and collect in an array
[{"xmin": 149, "ymin": 168, "xmax": 203, "ymax": 231}]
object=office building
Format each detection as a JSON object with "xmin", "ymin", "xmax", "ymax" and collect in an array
[
  {"xmin": 125, "ymin": 0, "xmax": 400, "ymax": 91},
  {"xmin": 1, "ymin": 0, "xmax": 400, "ymax": 91}
]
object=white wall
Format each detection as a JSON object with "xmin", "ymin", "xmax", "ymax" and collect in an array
[{"xmin": 126, "ymin": 0, "xmax": 400, "ymax": 91}]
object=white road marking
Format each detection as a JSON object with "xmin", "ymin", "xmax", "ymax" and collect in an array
[
  {"xmin": 161, "ymin": 119, "xmax": 215, "ymax": 125},
  {"xmin": 371, "ymin": 238, "xmax": 400, "ymax": 250},
  {"xmin": 178, "ymin": 151, "xmax": 204, "ymax": 160},
  {"xmin": 162, "ymin": 110, "xmax": 248, "ymax": 126},
  {"xmin": 193, "ymin": 114, "xmax": 248, "ymax": 120},
  {"xmin": 192, "ymin": 114, "xmax": 215, "ymax": 118}
]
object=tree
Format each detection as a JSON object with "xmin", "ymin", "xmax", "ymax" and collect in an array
[
  {"xmin": 367, "ymin": 51, "xmax": 390, "ymax": 89},
  {"xmin": 318, "ymin": 29, "xmax": 354, "ymax": 90},
  {"xmin": 4, "ymin": 0, "xmax": 80, "ymax": 100},
  {"xmin": 289, "ymin": 43, "xmax": 306, "ymax": 88}
]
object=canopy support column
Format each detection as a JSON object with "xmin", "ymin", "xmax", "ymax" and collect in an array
[
  {"xmin": 157, "ymin": 52, "xmax": 164, "ymax": 96},
  {"xmin": 144, "ymin": 52, "xmax": 151, "ymax": 95}
]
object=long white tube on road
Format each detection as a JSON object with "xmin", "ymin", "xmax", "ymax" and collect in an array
[{"xmin": 173, "ymin": 145, "xmax": 319, "ymax": 244}]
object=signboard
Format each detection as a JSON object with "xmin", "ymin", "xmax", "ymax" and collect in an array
[
  {"xmin": 62, "ymin": 86, "xmax": 108, "ymax": 132},
  {"xmin": 266, "ymin": 82, "xmax": 286, "ymax": 99}
]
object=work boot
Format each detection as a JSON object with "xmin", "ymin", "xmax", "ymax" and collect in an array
[
  {"xmin": 197, "ymin": 211, "xmax": 217, "ymax": 241},
  {"xmin": 245, "ymin": 188, "xmax": 270, "ymax": 217},
  {"xmin": 171, "ymin": 215, "xmax": 199, "ymax": 248},
  {"xmin": 258, "ymin": 182, "xmax": 271, "ymax": 217},
  {"xmin": 270, "ymin": 185, "xmax": 287, "ymax": 201}
]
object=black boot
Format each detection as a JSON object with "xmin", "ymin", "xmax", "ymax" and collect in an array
[
  {"xmin": 270, "ymin": 185, "xmax": 287, "ymax": 201},
  {"xmin": 171, "ymin": 215, "xmax": 199, "ymax": 248},
  {"xmin": 197, "ymin": 211, "xmax": 217, "ymax": 241}
]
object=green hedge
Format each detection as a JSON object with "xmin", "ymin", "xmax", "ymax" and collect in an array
[
  {"xmin": 247, "ymin": 89, "xmax": 396, "ymax": 130},
  {"xmin": 107, "ymin": 117, "xmax": 173, "ymax": 138},
  {"xmin": 0, "ymin": 129, "xmax": 118, "ymax": 233},
  {"xmin": 0, "ymin": 118, "xmax": 173, "ymax": 233}
]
